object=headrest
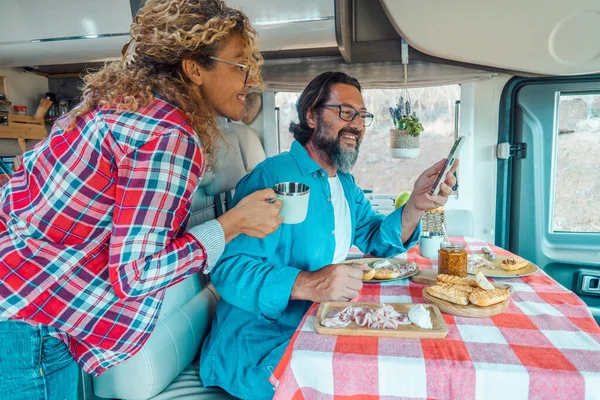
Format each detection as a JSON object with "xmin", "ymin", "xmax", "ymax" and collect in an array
[
  {"xmin": 227, "ymin": 123, "xmax": 266, "ymax": 172},
  {"xmin": 197, "ymin": 121, "xmax": 266, "ymax": 196},
  {"xmin": 200, "ymin": 127, "xmax": 247, "ymax": 196}
]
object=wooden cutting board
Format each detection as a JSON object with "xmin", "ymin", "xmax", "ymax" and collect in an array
[
  {"xmin": 422, "ymin": 287, "xmax": 511, "ymax": 318},
  {"xmin": 314, "ymin": 302, "xmax": 448, "ymax": 339},
  {"xmin": 411, "ymin": 269, "xmax": 441, "ymax": 286}
]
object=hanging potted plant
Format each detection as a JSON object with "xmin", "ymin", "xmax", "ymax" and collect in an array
[{"xmin": 389, "ymin": 96, "xmax": 424, "ymax": 158}]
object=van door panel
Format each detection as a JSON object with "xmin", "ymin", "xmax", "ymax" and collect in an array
[{"xmin": 498, "ymin": 76, "xmax": 600, "ymax": 324}]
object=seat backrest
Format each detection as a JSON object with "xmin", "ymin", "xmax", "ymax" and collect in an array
[
  {"xmin": 444, "ymin": 209, "xmax": 474, "ymax": 237},
  {"xmin": 188, "ymin": 121, "xmax": 266, "ymax": 229},
  {"xmin": 91, "ymin": 122, "xmax": 265, "ymax": 399}
]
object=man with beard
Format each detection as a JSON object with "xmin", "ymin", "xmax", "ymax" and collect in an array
[{"xmin": 199, "ymin": 72, "xmax": 458, "ymax": 399}]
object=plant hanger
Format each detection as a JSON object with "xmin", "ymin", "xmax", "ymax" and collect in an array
[
  {"xmin": 399, "ymin": 47, "xmax": 412, "ymax": 121},
  {"xmin": 389, "ymin": 40, "xmax": 423, "ymax": 159}
]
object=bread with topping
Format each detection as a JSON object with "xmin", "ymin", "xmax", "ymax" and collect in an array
[
  {"xmin": 500, "ymin": 257, "xmax": 528, "ymax": 271},
  {"xmin": 374, "ymin": 268, "xmax": 400, "ymax": 280},
  {"xmin": 469, "ymin": 288, "xmax": 510, "ymax": 306},
  {"xmin": 362, "ymin": 267, "xmax": 376, "ymax": 281},
  {"xmin": 436, "ymin": 274, "xmax": 478, "ymax": 288},
  {"xmin": 425, "ymin": 284, "xmax": 469, "ymax": 305},
  {"xmin": 436, "ymin": 281, "xmax": 480, "ymax": 294}
]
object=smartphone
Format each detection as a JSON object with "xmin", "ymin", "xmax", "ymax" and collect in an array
[{"xmin": 429, "ymin": 136, "xmax": 465, "ymax": 196}]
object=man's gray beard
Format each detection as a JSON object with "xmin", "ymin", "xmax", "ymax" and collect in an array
[
  {"xmin": 313, "ymin": 121, "xmax": 360, "ymax": 173},
  {"xmin": 331, "ymin": 147, "xmax": 359, "ymax": 173}
]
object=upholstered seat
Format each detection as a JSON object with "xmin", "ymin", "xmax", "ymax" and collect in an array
[{"xmin": 149, "ymin": 360, "xmax": 240, "ymax": 400}]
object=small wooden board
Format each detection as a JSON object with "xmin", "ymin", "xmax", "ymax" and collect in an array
[
  {"xmin": 422, "ymin": 287, "xmax": 510, "ymax": 318},
  {"xmin": 314, "ymin": 302, "xmax": 448, "ymax": 339},
  {"xmin": 411, "ymin": 269, "xmax": 441, "ymax": 286},
  {"xmin": 341, "ymin": 257, "xmax": 419, "ymax": 282}
]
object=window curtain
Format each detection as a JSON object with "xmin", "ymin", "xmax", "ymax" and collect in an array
[{"xmin": 260, "ymin": 57, "xmax": 497, "ymax": 92}]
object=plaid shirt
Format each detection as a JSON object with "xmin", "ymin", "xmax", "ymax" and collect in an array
[{"xmin": 0, "ymin": 97, "xmax": 211, "ymax": 376}]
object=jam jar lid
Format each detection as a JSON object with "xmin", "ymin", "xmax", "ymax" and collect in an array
[{"xmin": 440, "ymin": 241, "xmax": 466, "ymax": 251}]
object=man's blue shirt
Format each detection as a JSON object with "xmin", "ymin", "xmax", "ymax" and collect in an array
[{"xmin": 200, "ymin": 141, "xmax": 421, "ymax": 399}]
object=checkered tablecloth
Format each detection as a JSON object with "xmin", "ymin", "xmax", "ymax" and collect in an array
[{"xmin": 269, "ymin": 237, "xmax": 600, "ymax": 400}]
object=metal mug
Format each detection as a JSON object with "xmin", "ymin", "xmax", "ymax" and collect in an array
[
  {"xmin": 273, "ymin": 182, "xmax": 310, "ymax": 224},
  {"xmin": 419, "ymin": 232, "xmax": 444, "ymax": 258}
]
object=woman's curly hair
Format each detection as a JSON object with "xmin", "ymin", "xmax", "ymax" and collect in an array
[{"xmin": 68, "ymin": 0, "xmax": 263, "ymax": 168}]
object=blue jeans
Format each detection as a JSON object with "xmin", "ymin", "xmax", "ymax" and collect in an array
[{"xmin": 0, "ymin": 320, "xmax": 79, "ymax": 400}]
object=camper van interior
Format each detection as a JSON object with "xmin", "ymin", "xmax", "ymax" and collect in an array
[{"xmin": 1, "ymin": 0, "xmax": 599, "ymax": 399}]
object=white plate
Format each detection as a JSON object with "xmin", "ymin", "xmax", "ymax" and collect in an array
[{"xmin": 468, "ymin": 255, "xmax": 539, "ymax": 278}]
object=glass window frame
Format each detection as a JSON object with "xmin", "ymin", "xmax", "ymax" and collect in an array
[{"xmin": 550, "ymin": 89, "xmax": 600, "ymax": 235}]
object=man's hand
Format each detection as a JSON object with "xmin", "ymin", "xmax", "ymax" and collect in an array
[
  {"xmin": 406, "ymin": 158, "xmax": 459, "ymax": 212},
  {"xmin": 291, "ymin": 263, "xmax": 367, "ymax": 303},
  {"xmin": 398, "ymin": 158, "xmax": 458, "ymax": 243}
]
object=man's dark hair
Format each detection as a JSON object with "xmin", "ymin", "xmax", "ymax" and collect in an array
[{"xmin": 289, "ymin": 71, "xmax": 361, "ymax": 145}]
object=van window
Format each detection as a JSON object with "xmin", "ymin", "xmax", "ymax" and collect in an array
[
  {"xmin": 276, "ymin": 85, "xmax": 461, "ymax": 197},
  {"xmin": 554, "ymin": 93, "xmax": 600, "ymax": 233}
]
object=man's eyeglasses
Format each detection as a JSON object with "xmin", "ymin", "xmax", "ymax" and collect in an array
[
  {"xmin": 321, "ymin": 104, "xmax": 374, "ymax": 127},
  {"xmin": 208, "ymin": 56, "xmax": 251, "ymax": 85}
]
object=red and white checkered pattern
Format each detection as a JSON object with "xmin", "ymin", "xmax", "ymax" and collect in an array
[{"xmin": 270, "ymin": 237, "xmax": 600, "ymax": 400}]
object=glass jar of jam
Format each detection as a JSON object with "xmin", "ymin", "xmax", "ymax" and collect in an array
[{"xmin": 438, "ymin": 242, "xmax": 467, "ymax": 277}]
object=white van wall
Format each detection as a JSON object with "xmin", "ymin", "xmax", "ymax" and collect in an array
[
  {"xmin": 448, "ymin": 75, "xmax": 512, "ymax": 243},
  {"xmin": 0, "ymin": 68, "xmax": 48, "ymax": 113}
]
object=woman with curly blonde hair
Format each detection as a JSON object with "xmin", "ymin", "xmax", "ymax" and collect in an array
[{"xmin": 0, "ymin": 1, "xmax": 282, "ymax": 398}]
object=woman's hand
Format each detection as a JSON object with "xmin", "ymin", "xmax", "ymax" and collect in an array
[{"xmin": 217, "ymin": 188, "xmax": 284, "ymax": 242}]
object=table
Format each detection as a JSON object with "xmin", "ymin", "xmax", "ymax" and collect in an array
[{"xmin": 269, "ymin": 237, "xmax": 600, "ymax": 400}]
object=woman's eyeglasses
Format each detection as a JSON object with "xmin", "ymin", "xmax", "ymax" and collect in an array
[
  {"xmin": 208, "ymin": 56, "xmax": 251, "ymax": 85},
  {"xmin": 321, "ymin": 104, "xmax": 374, "ymax": 127}
]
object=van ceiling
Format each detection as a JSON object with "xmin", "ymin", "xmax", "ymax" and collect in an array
[
  {"xmin": 0, "ymin": 0, "xmax": 338, "ymax": 70},
  {"xmin": 380, "ymin": 0, "xmax": 600, "ymax": 76},
  {"xmin": 232, "ymin": 0, "xmax": 337, "ymax": 52},
  {"xmin": 4, "ymin": 0, "xmax": 596, "ymax": 77},
  {"xmin": 0, "ymin": 0, "xmax": 132, "ymax": 68}
]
